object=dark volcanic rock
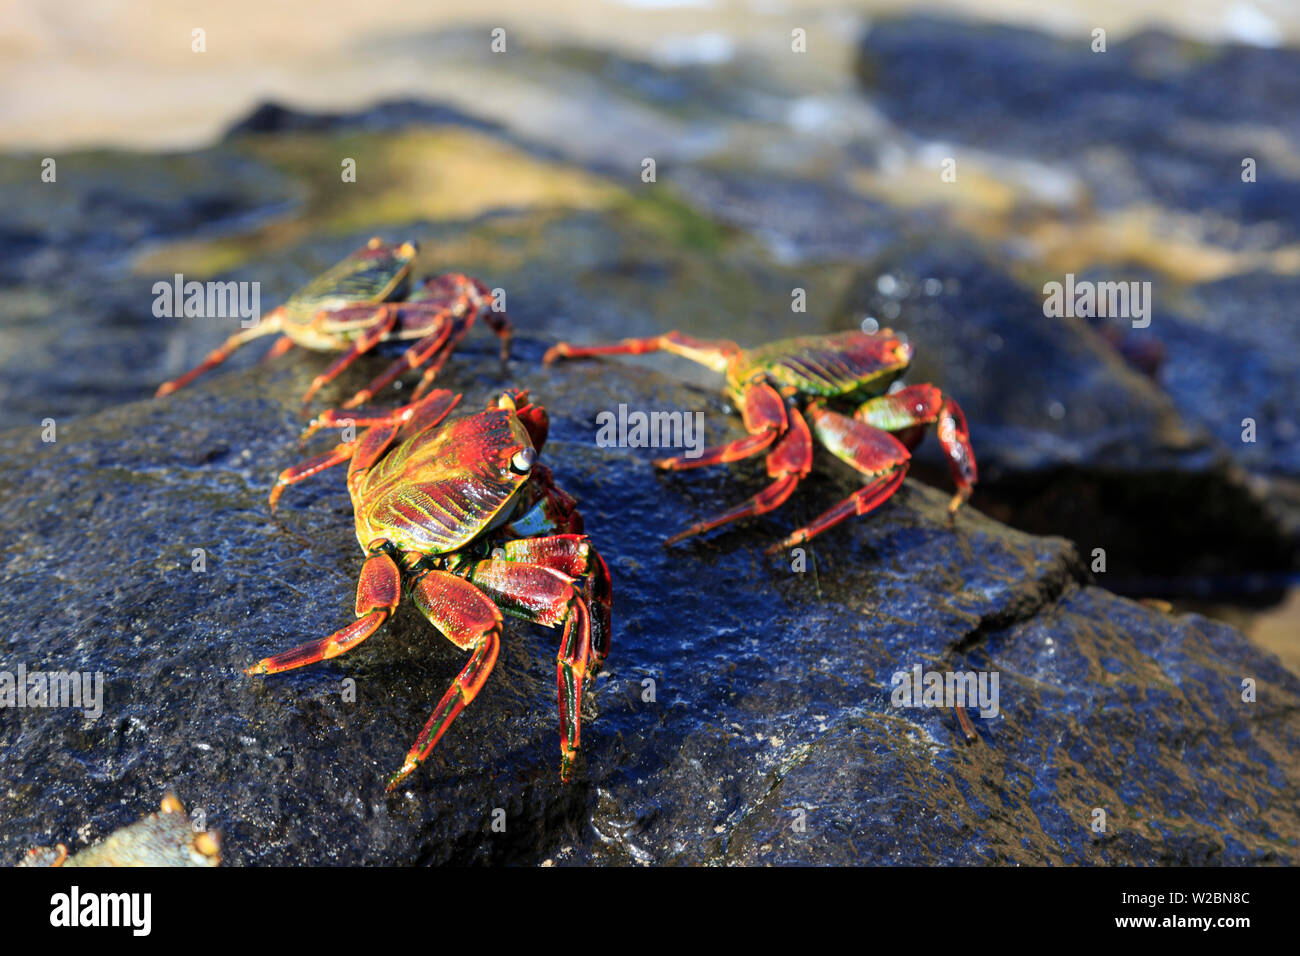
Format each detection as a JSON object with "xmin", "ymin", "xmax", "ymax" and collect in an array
[
  {"xmin": 853, "ymin": 18, "xmax": 1300, "ymax": 587},
  {"xmin": 0, "ymin": 355, "xmax": 594, "ymax": 866},
  {"xmin": 671, "ymin": 166, "xmax": 901, "ymax": 263},
  {"xmin": 0, "ymin": 149, "xmax": 295, "ymax": 288},
  {"xmin": 1, "ymin": 343, "xmax": 1297, "ymax": 865},
  {"xmin": 0, "ymin": 148, "xmax": 296, "ymax": 423},
  {"xmin": 834, "ymin": 241, "xmax": 1298, "ymax": 596},
  {"xmin": 224, "ymin": 99, "xmax": 503, "ymax": 140},
  {"xmin": 857, "ymin": 17, "xmax": 1300, "ymax": 245},
  {"xmin": 2, "ymin": 29, "xmax": 1298, "ymax": 864},
  {"xmin": 1163, "ymin": 272, "xmax": 1300, "ymax": 482}
]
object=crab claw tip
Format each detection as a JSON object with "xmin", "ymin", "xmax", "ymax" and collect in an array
[
  {"xmin": 765, "ymin": 531, "xmax": 803, "ymax": 556},
  {"xmin": 542, "ymin": 344, "xmax": 568, "ymax": 365},
  {"xmin": 385, "ymin": 761, "xmax": 417, "ymax": 792},
  {"xmin": 193, "ymin": 831, "xmax": 221, "ymax": 859},
  {"xmin": 663, "ymin": 528, "xmax": 696, "ymax": 547}
]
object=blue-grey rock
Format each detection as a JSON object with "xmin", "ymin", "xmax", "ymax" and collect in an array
[
  {"xmin": 857, "ymin": 17, "xmax": 1300, "ymax": 244},
  {"xmin": 2, "ymin": 347, "xmax": 1296, "ymax": 865},
  {"xmin": 836, "ymin": 241, "xmax": 1298, "ymax": 597}
]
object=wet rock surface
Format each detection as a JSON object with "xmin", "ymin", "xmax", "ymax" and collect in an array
[
  {"xmin": 1166, "ymin": 274, "xmax": 1300, "ymax": 481},
  {"xmin": 835, "ymin": 243, "xmax": 1298, "ymax": 595},
  {"xmin": 0, "ymin": 147, "xmax": 297, "ymax": 422},
  {"xmin": 853, "ymin": 17, "xmax": 1300, "ymax": 595},
  {"xmin": 2, "ymin": 16, "xmax": 1299, "ymax": 864},
  {"xmin": 857, "ymin": 17, "xmax": 1300, "ymax": 241},
  {"xmin": 1, "ymin": 350, "xmax": 1297, "ymax": 865}
]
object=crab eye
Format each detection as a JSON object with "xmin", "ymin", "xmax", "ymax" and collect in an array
[{"xmin": 510, "ymin": 447, "xmax": 536, "ymax": 474}]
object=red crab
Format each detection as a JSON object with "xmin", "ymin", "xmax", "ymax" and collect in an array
[
  {"xmin": 545, "ymin": 328, "xmax": 977, "ymax": 553},
  {"xmin": 155, "ymin": 238, "xmax": 510, "ymax": 413},
  {"xmin": 250, "ymin": 388, "xmax": 612, "ymax": 789}
]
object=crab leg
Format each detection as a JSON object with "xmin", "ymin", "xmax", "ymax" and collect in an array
[
  {"xmin": 299, "ymin": 304, "xmax": 400, "ymax": 405},
  {"xmin": 388, "ymin": 571, "xmax": 504, "ymax": 791},
  {"xmin": 654, "ymin": 381, "xmax": 788, "ymax": 471},
  {"xmin": 766, "ymin": 469, "xmax": 906, "ymax": 555},
  {"xmin": 464, "ymin": 559, "xmax": 593, "ymax": 780},
  {"xmin": 155, "ymin": 307, "xmax": 286, "ymax": 396},
  {"xmin": 274, "ymin": 390, "xmax": 460, "ymax": 508},
  {"xmin": 512, "ymin": 396, "xmax": 550, "ymax": 452},
  {"xmin": 854, "ymin": 384, "xmax": 977, "ymax": 513},
  {"xmin": 336, "ymin": 278, "xmax": 509, "ymax": 410},
  {"xmin": 543, "ymin": 330, "xmax": 740, "ymax": 373},
  {"xmin": 555, "ymin": 599, "xmax": 592, "ymax": 780},
  {"xmin": 765, "ymin": 404, "xmax": 910, "ymax": 554},
  {"xmin": 565, "ymin": 546, "xmax": 613, "ymax": 671},
  {"xmin": 260, "ymin": 335, "xmax": 297, "ymax": 363},
  {"xmin": 269, "ymin": 442, "xmax": 356, "ymax": 513},
  {"xmin": 589, "ymin": 549, "xmax": 612, "ymax": 667},
  {"xmin": 664, "ymin": 403, "xmax": 814, "ymax": 545},
  {"xmin": 337, "ymin": 319, "xmax": 455, "ymax": 410},
  {"xmin": 404, "ymin": 334, "xmax": 462, "ymax": 404},
  {"xmin": 418, "ymin": 273, "xmax": 513, "ymax": 362},
  {"xmin": 473, "ymin": 297, "xmax": 513, "ymax": 364},
  {"xmin": 404, "ymin": 287, "xmax": 512, "ymax": 404},
  {"xmin": 245, "ymin": 551, "xmax": 402, "ymax": 674},
  {"xmin": 332, "ymin": 276, "xmax": 505, "ymax": 410},
  {"xmin": 299, "ymin": 383, "xmax": 460, "ymax": 444},
  {"xmin": 494, "ymin": 535, "xmax": 613, "ymax": 671}
]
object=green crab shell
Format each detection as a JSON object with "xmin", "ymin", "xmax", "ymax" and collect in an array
[
  {"xmin": 728, "ymin": 330, "xmax": 913, "ymax": 401},
  {"xmin": 352, "ymin": 406, "xmax": 534, "ymax": 556},
  {"xmin": 282, "ymin": 239, "xmax": 416, "ymax": 345}
]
